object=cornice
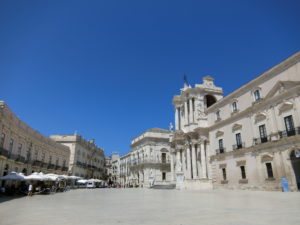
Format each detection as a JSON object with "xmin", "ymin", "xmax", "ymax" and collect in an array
[
  {"xmin": 207, "ymin": 50, "xmax": 300, "ymax": 112},
  {"xmin": 209, "ymin": 85, "xmax": 300, "ymax": 131}
]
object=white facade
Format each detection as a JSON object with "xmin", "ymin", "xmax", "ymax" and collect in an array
[
  {"xmin": 171, "ymin": 51, "xmax": 300, "ymax": 191},
  {"xmin": 115, "ymin": 128, "xmax": 172, "ymax": 188}
]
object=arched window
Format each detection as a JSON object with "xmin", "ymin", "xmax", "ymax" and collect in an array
[{"xmin": 205, "ymin": 95, "xmax": 217, "ymax": 108}]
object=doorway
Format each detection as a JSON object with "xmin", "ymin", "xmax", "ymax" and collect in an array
[
  {"xmin": 291, "ymin": 150, "xmax": 300, "ymax": 190},
  {"xmin": 162, "ymin": 172, "xmax": 166, "ymax": 181},
  {"xmin": 161, "ymin": 153, "xmax": 166, "ymax": 163}
]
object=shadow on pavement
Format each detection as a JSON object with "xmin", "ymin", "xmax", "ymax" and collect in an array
[{"xmin": 0, "ymin": 195, "xmax": 26, "ymax": 204}]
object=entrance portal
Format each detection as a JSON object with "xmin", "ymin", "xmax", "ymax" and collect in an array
[
  {"xmin": 161, "ymin": 153, "xmax": 166, "ymax": 163},
  {"xmin": 291, "ymin": 150, "xmax": 300, "ymax": 190}
]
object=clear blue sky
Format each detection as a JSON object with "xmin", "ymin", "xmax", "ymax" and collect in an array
[{"xmin": 0, "ymin": 0, "xmax": 299, "ymax": 156}]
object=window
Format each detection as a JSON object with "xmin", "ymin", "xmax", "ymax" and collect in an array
[
  {"xmin": 240, "ymin": 166, "xmax": 246, "ymax": 179},
  {"xmin": 232, "ymin": 102, "xmax": 238, "ymax": 112},
  {"xmin": 34, "ymin": 150, "xmax": 38, "ymax": 160},
  {"xmin": 9, "ymin": 139, "xmax": 14, "ymax": 153},
  {"xmin": 254, "ymin": 90, "xmax": 261, "ymax": 101},
  {"xmin": 222, "ymin": 168, "xmax": 226, "ymax": 180},
  {"xmin": 27, "ymin": 143, "xmax": 32, "ymax": 160},
  {"xmin": 236, "ymin": 133, "xmax": 242, "ymax": 149},
  {"xmin": 0, "ymin": 133, "xmax": 5, "ymax": 148},
  {"xmin": 219, "ymin": 139, "xmax": 224, "ymax": 153},
  {"xmin": 284, "ymin": 115, "xmax": 295, "ymax": 136},
  {"xmin": 266, "ymin": 163, "xmax": 274, "ymax": 178},
  {"xmin": 259, "ymin": 124, "xmax": 268, "ymax": 143},
  {"xmin": 17, "ymin": 143, "xmax": 22, "ymax": 155},
  {"xmin": 216, "ymin": 110, "xmax": 221, "ymax": 120}
]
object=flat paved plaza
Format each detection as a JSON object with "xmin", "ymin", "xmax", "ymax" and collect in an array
[{"xmin": 0, "ymin": 189, "xmax": 299, "ymax": 225}]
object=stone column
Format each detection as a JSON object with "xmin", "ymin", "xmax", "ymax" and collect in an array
[
  {"xmin": 184, "ymin": 101, "xmax": 189, "ymax": 126},
  {"xmin": 176, "ymin": 150, "xmax": 180, "ymax": 168},
  {"xmin": 270, "ymin": 106, "xmax": 279, "ymax": 140},
  {"xmin": 182, "ymin": 149, "xmax": 186, "ymax": 177},
  {"xmin": 186, "ymin": 145, "xmax": 192, "ymax": 179},
  {"xmin": 293, "ymin": 96, "xmax": 300, "ymax": 126},
  {"xmin": 170, "ymin": 151, "xmax": 175, "ymax": 181},
  {"xmin": 189, "ymin": 98, "xmax": 193, "ymax": 124},
  {"xmin": 200, "ymin": 141, "xmax": 207, "ymax": 178},
  {"xmin": 196, "ymin": 144, "xmax": 202, "ymax": 179},
  {"xmin": 175, "ymin": 108, "xmax": 179, "ymax": 130},
  {"xmin": 191, "ymin": 143, "xmax": 198, "ymax": 179},
  {"xmin": 180, "ymin": 106, "xmax": 184, "ymax": 129}
]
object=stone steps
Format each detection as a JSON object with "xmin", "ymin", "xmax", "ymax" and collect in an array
[{"xmin": 151, "ymin": 184, "xmax": 176, "ymax": 189}]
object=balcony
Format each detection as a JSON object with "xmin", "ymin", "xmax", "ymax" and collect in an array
[
  {"xmin": 32, "ymin": 160, "xmax": 43, "ymax": 167},
  {"xmin": 216, "ymin": 148, "xmax": 226, "ymax": 154},
  {"xmin": 41, "ymin": 162, "xmax": 48, "ymax": 168},
  {"xmin": 233, "ymin": 143, "xmax": 245, "ymax": 151},
  {"xmin": 0, "ymin": 147, "xmax": 9, "ymax": 158},
  {"xmin": 55, "ymin": 165, "xmax": 61, "ymax": 170},
  {"xmin": 47, "ymin": 164, "xmax": 55, "ymax": 169},
  {"xmin": 130, "ymin": 158, "xmax": 170, "ymax": 167},
  {"xmin": 278, "ymin": 127, "xmax": 300, "ymax": 139},
  {"xmin": 6, "ymin": 153, "xmax": 26, "ymax": 163},
  {"xmin": 253, "ymin": 136, "xmax": 269, "ymax": 145}
]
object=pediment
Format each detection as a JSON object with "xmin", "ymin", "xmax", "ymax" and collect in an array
[
  {"xmin": 261, "ymin": 154, "xmax": 273, "ymax": 163},
  {"xmin": 278, "ymin": 101, "xmax": 293, "ymax": 114},
  {"xmin": 254, "ymin": 112, "xmax": 267, "ymax": 123},
  {"xmin": 265, "ymin": 81, "xmax": 300, "ymax": 100},
  {"xmin": 232, "ymin": 123, "xmax": 242, "ymax": 132},
  {"xmin": 215, "ymin": 130, "xmax": 224, "ymax": 138}
]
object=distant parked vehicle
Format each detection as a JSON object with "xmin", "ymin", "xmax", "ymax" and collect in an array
[{"xmin": 87, "ymin": 181, "xmax": 96, "ymax": 188}]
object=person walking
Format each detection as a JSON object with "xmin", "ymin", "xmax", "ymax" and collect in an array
[{"xmin": 28, "ymin": 183, "xmax": 33, "ymax": 197}]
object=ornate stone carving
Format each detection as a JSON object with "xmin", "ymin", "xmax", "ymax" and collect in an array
[
  {"xmin": 215, "ymin": 130, "xmax": 224, "ymax": 138},
  {"xmin": 261, "ymin": 154, "xmax": 273, "ymax": 163},
  {"xmin": 254, "ymin": 113, "xmax": 267, "ymax": 123},
  {"xmin": 232, "ymin": 123, "xmax": 242, "ymax": 132},
  {"xmin": 236, "ymin": 160, "xmax": 246, "ymax": 166},
  {"xmin": 278, "ymin": 101, "xmax": 293, "ymax": 114}
]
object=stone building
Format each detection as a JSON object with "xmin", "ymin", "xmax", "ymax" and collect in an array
[
  {"xmin": 50, "ymin": 135, "xmax": 106, "ymax": 179},
  {"xmin": 170, "ymin": 76, "xmax": 223, "ymax": 190},
  {"xmin": 128, "ymin": 128, "xmax": 172, "ymax": 187},
  {"xmin": 0, "ymin": 102, "xmax": 70, "ymax": 179},
  {"xmin": 119, "ymin": 152, "xmax": 131, "ymax": 187},
  {"xmin": 208, "ymin": 51, "xmax": 300, "ymax": 191},
  {"xmin": 171, "ymin": 51, "xmax": 300, "ymax": 191},
  {"xmin": 110, "ymin": 153, "xmax": 120, "ymax": 185}
]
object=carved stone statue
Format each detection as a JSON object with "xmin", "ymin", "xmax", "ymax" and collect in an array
[
  {"xmin": 176, "ymin": 159, "xmax": 182, "ymax": 172},
  {"xmin": 169, "ymin": 122, "xmax": 174, "ymax": 131}
]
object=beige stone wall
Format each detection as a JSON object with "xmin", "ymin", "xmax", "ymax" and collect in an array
[
  {"xmin": 50, "ymin": 135, "xmax": 106, "ymax": 179},
  {"xmin": 0, "ymin": 102, "xmax": 70, "ymax": 177},
  {"xmin": 208, "ymin": 52, "xmax": 300, "ymax": 191}
]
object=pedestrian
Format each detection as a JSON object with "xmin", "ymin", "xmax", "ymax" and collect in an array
[{"xmin": 28, "ymin": 183, "xmax": 33, "ymax": 197}]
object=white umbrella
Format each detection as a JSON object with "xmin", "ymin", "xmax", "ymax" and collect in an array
[
  {"xmin": 77, "ymin": 179, "xmax": 87, "ymax": 184},
  {"xmin": 25, "ymin": 172, "xmax": 46, "ymax": 181},
  {"xmin": 0, "ymin": 172, "xmax": 25, "ymax": 180},
  {"xmin": 43, "ymin": 173, "xmax": 59, "ymax": 181},
  {"xmin": 69, "ymin": 176, "xmax": 80, "ymax": 180}
]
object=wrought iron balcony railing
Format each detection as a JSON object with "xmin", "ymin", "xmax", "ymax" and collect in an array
[
  {"xmin": 253, "ymin": 136, "xmax": 270, "ymax": 145},
  {"xmin": 216, "ymin": 148, "xmax": 226, "ymax": 154},
  {"xmin": 278, "ymin": 127, "xmax": 300, "ymax": 139},
  {"xmin": 233, "ymin": 142, "xmax": 245, "ymax": 150}
]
